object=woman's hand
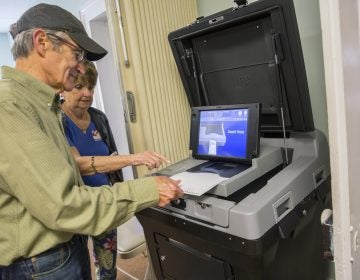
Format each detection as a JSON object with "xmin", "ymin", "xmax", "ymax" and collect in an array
[{"xmin": 131, "ymin": 151, "xmax": 170, "ymax": 170}]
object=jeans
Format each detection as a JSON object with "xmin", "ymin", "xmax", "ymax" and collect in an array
[{"xmin": 0, "ymin": 235, "xmax": 91, "ymax": 280}]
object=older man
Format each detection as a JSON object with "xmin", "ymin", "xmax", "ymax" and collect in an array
[{"xmin": 0, "ymin": 4, "xmax": 182, "ymax": 279}]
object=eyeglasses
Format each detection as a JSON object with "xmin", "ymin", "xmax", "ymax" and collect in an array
[{"xmin": 46, "ymin": 33, "xmax": 86, "ymax": 62}]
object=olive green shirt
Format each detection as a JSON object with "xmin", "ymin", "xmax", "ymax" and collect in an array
[{"xmin": 0, "ymin": 66, "xmax": 158, "ymax": 265}]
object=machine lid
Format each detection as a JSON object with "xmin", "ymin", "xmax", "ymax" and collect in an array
[{"xmin": 168, "ymin": 0, "xmax": 314, "ymax": 133}]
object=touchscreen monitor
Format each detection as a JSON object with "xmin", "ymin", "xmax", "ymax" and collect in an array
[{"xmin": 190, "ymin": 103, "xmax": 260, "ymax": 163}]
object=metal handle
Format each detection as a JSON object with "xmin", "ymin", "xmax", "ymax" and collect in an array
[
  {"xmin": 321, "ymin": 209, "xmax": 334, "ymax": 260},
  {"xmin": 126, "ymin": 91, "xmax": 136, "ymax": 123},
  {"xmin": 114, "ymin": 0, "xmax": 129, "ymax": 66}
]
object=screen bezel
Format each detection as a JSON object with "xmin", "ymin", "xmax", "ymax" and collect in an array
[{"xmin": 190, "ymin": 103, "xmax": 260, "ymax": 163}]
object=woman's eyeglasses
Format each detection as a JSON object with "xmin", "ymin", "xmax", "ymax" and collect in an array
[{"xmin": 47, "ymin": 33, "xmax": 86, "ymax": 62}]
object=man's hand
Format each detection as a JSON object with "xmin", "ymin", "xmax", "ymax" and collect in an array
[{"xmin": 155, "ymin": 176, "xmax": 183, "ymax": 207}]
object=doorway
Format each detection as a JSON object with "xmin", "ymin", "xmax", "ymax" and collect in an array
[{"xmin": 80, "ymin": 0, "xmax": 134, "ymax": 180}]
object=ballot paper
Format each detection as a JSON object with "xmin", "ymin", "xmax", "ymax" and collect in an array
[{"xmin": 171, "ymin": 171, "xmax": 227, "ymax": 196}]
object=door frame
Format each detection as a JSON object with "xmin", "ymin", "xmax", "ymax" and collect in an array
[
  {"xmin": 320, "ymin": 0, "xmax": 360, "ymax": 279},
  {"xmin": 79, "ymin": 0, "xmax": 134, "ymax": 180}
]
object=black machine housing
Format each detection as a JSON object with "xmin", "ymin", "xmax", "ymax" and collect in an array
[
  {"xmin": 168, "ymin": 0, "xmax": 313, "ymax": 133},
  {"xmin": 137, "ymin": 1, "xmax": 330, "ymax": 279}
]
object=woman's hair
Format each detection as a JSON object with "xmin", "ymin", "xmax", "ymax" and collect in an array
[{"xmin": 76, "ymin": 60, "xmax": 98, "ymax": 90}]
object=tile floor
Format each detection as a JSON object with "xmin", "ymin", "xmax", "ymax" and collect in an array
[{"xmin": 115, "ymin": 252, "xmax": 148, "ymax": 280}]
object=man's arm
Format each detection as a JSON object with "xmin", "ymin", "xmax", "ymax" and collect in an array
[{"xmin": 0, "ymin": 99, "xmax": 181, "ymax": 236}]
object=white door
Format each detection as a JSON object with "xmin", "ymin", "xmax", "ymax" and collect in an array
[
  {"xmin": 320, "ymin": 0, "xmax": 360, "ymax": 279},
  {"xmin": 80, "ymin": 0, "xmax": 134, "ymax": 180}
]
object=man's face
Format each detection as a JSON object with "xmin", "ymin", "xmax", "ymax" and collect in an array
[{"xmin": 43, "ymin": 34, "xmax": 85, "ymax": 92}]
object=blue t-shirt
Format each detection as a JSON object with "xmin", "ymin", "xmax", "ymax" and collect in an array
[{"xmin": 64, "ymin": 115, "xmax": 110, "ymax": 187}]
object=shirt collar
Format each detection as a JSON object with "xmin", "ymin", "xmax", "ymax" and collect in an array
[{"xmin": 1, "ymin": 66, "xmax": 59, "ymax": 109}]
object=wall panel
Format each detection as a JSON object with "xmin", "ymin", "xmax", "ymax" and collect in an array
[{"xmin": 117, "ymin": 0, "xmax": 197, "ymax": 177}]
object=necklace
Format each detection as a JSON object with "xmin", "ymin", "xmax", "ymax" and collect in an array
[
  {"xmin": 63, "ymin": 108, "xmax": 90, "ymax": 134},
  {"xmin": 73, "ymin": 113, "xmax": 90, "ymax": 134}
]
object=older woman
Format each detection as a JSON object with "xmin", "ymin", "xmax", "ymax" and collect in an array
[{"xmin": 61, "ymin": 60, "xmax": 168, "ymax": 280}]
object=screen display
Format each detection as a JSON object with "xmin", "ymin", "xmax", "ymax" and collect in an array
[
  {"xmin": 190, "ymin": 103, "xmax": 260, "ymax": 163},
  {"xmin": 197, "ymin": 108, "xmax": 249, "ymax": 158}
]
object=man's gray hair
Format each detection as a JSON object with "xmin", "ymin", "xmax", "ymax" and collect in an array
[{"xmin": 11, "ymin": 29, "xmax": 67, "ymax": 60}]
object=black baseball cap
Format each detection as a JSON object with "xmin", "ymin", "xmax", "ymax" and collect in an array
[{"xmin": 10, "ymin": 3, "xmax": 107, "ymax": 61}]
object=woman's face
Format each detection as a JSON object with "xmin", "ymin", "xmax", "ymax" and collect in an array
[{"xmin": 62, "ymin": 82, "xmax": 94, "ymax": 111}]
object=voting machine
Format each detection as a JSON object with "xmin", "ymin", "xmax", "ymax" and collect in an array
[{"xmin": 136, "ymin": 0, "xmax": 331, "ymax": 279}]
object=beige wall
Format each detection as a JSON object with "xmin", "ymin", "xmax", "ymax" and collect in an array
[
  {"xmin": 113, "ymin": 0, "xmax": 197, "ymax": 177},
  {"xmin": 197, "ymin": 0, "xmax": 234, "ymax": 17}
]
